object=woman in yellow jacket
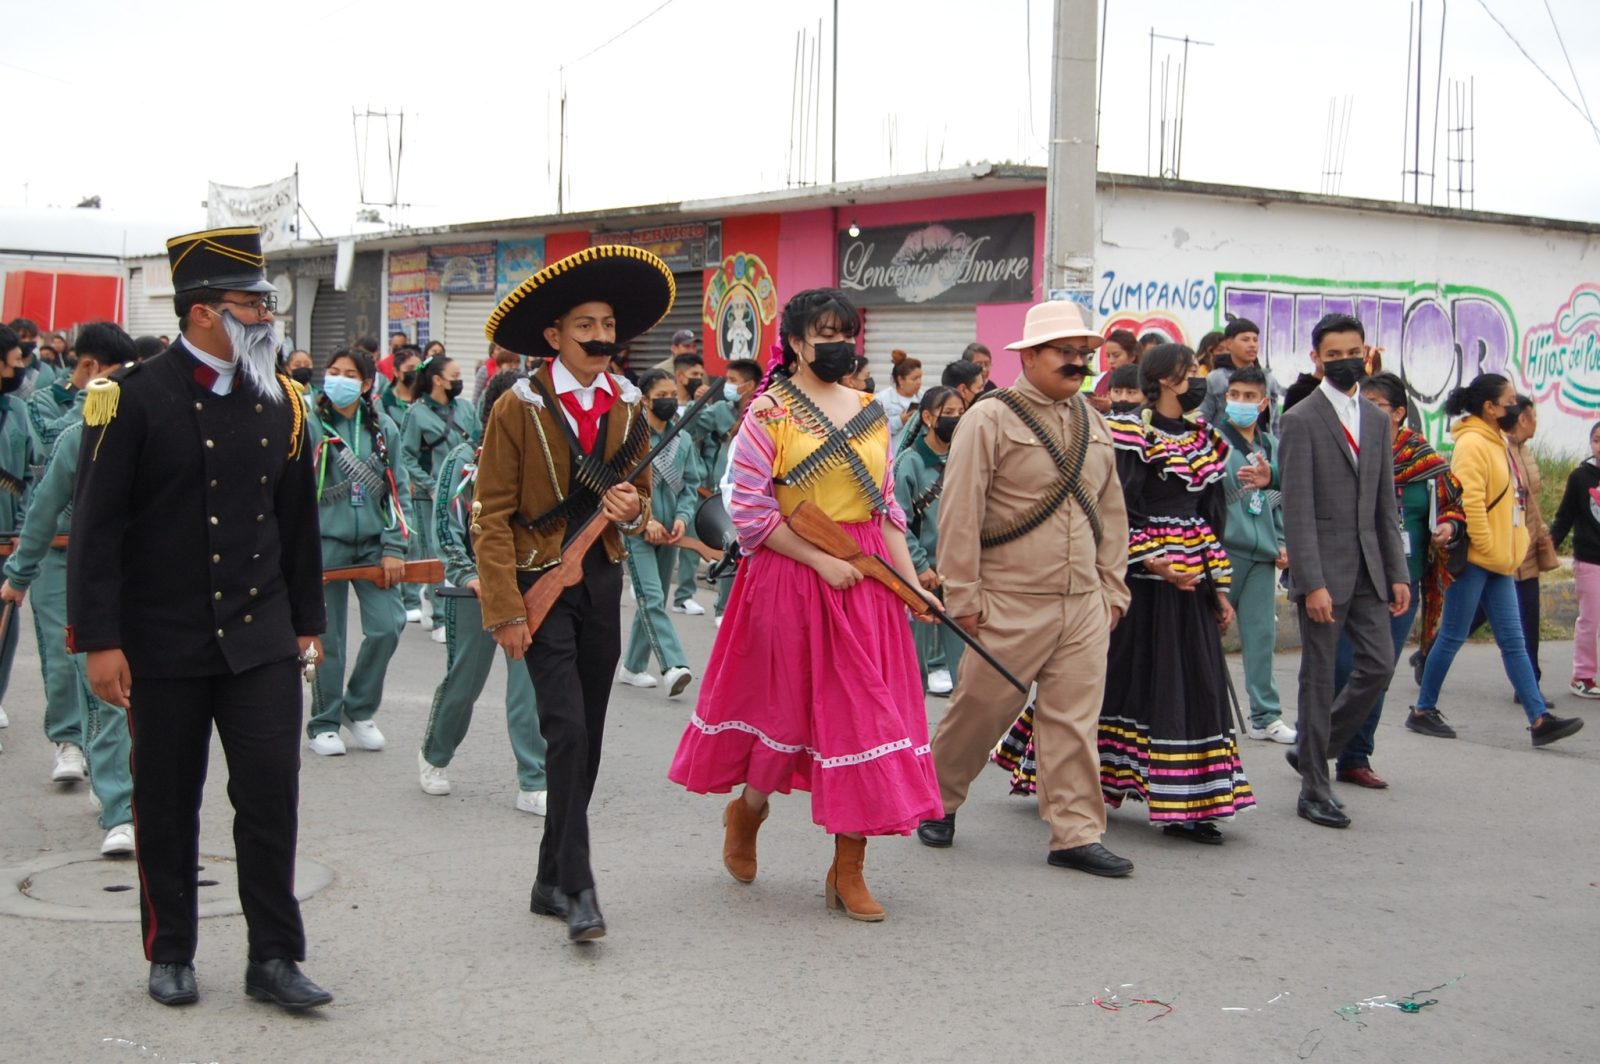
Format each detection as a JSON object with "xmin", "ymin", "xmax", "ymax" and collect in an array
[{"xmin": 1412, "ymin": 373, "xmax": 1584, "ymax": 746}]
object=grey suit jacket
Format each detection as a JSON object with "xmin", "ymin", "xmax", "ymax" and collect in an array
[{"xmin": 1278, "ymin": 387, "xmax": 1409, "ymax": 605}]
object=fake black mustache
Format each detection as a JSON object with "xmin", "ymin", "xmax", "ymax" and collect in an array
[{"xmin": 579, "ymin": 340, "xmax": 625, "ymax": 358}]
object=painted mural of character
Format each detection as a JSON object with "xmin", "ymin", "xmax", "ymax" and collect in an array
[{"xmin": 725, "ymin": 300, "xmax": 755, "ymax": 361}]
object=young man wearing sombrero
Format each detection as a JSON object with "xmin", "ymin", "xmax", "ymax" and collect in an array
[
  {"xmin": 472, "ymin": 245, "xmax": 671, "ymax": 942},
  {"xmin": 915, "ymin": 300, "xmax": 1136, "ymax": 879}
]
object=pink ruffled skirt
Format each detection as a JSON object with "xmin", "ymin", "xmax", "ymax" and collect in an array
[{"xmin": 667, "ymin": 520, "xmax": 945, "ymax": 835}]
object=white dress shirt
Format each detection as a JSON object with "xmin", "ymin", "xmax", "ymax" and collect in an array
[
  {"xmin": 550, "ymin": 358, "xmax": 615, "ymax": 435},
  {"xmin": 1320, "ymin": 376, "xmax": 1362, "ymax": 458},
  {"xmin": 180, "ymin": 334, "xmax": 237, "ymax": 396}
]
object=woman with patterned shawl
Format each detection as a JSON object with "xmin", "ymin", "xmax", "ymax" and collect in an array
[{"xmin": 1332, "ymin": 372, "xmax": 1465, "ymax": 786}]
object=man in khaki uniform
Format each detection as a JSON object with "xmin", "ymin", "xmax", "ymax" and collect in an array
[{"xmin": 917, "ymin": 301, "xmax": 1134, "ymax": 877}]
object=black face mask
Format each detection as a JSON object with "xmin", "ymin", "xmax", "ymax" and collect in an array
[
  {"xmin": 1496, "ymin": 407, "xmax": 1521, "ymax": 431},
  {"xmin": 1322, "ymin": 357, "xmax": 1366, "ymax": 391},
  {"xmin": 19, "ymin": 341, "xmax": 35, "ymax": 358},
  {"xmin": 1177, "ymin": 377, "xmax": 1207, "ymax": 412},
  {"xmin": 650, "ymin": 397, "xmax": 679, "ymax": 422},
  {"xmin": 685, "ymin": 378, "xmax": 704, "ymax": 400},
  {"xmin": 1110, "ymin": 400, "xmax": 1141, "ymax": 415},
  {"xmin": 0, "ymin": 373, "xmax": 20, "ymax": 395},
  {"xmin": 862, "ymin": 376, "xmax": 877, "ymax": 393},
  {"xmin": 289, "ymin": 366, "xmax": 314, "ymax": 386},
  {"xmin": 808, "ymin": 341, "xmax": 856, "ymax": 384},
  {"xmin": 932, "ymin": 416, "xmax": 959, "ymax": 443},
  {"xmin": 400, "ymin": 370, "xmax": 417, "ymax": 388},
  {"xmin": 579, "ymin": 340, "xmax": 625, "ymax": 359},
  {"xmin": 446, "ymin": 379, "xmax": 464, "ymax": 399}
]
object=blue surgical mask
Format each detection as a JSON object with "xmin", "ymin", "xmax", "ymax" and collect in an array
[
  {"xmin": 723, "ymin": 380, "xmax": 739, "ymax": 402},
  {"xmin": 322, "ymin": 375, "xmax": 363, "ymax": 408},
  {"xmin": 1225, "ymin": 400, "xmax": 1261, "ymax": 428}
]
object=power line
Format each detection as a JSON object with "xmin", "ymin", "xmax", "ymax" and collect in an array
[
  {"xmin": 562, "ymin": 0, "xmax": 680, "ymax": 70},
  {"xmin": 1472, "ymin": 0, "xmax": 1600, "ymax": 138},
  {"xmin": 1543, "ymin": 0, "xmax": 1600, "ymax": 149}
]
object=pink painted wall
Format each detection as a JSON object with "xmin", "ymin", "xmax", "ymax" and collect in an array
[{"xmin": 775, "ymin": 188, "xmax": 1048, "ymax": 386}]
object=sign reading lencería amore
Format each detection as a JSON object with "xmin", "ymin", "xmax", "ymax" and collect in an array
[{"xmin": 837, "ymin": 213, "xmax": 1034, "ymax": 306}]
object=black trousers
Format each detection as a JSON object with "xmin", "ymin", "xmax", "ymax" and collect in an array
[
  {"xmin": 520, "ymin": 546, "xmax": 623, "ymax": 895},
  {"xmin": 126, "ymin": 659, "xmax": 305, "ymax": 964}
]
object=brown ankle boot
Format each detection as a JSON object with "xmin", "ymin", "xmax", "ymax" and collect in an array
[
  {"xmin": 722, "ymin": 797, "xmax": 769, "ymax": 883},
  {"xmin": 825, "ymin": 835, "xmax": 885, "ymax": 921}
]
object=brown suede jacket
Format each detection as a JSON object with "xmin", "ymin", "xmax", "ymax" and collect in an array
[{"xmin": 471, "ymin": 362, "xmax": 652, "ymax": 630}]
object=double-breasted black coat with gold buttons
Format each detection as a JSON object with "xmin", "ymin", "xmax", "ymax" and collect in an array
[{"xmin": 67, "ymin": 343, "xmax": 326, "ymax": 678}]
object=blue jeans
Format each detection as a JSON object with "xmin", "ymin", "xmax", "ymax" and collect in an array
[
  {"xmin": 1417, "ymin": 563, "xmax": 1546, "ymax": 724},
  {"xmin": 1333, "ymin": 579, "xmax": 1419, "ymax": 770}
]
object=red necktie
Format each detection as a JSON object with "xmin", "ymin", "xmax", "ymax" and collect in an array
[{"xmin": 559, "ymin": 385, "xmax": 616, "ymax": 453}]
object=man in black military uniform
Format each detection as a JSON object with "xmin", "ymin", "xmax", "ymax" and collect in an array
[{"xmin": 67, "ymin": 227, "xmax": 331, "ymax": 1010}]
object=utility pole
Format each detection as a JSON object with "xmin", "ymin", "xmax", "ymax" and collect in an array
[
  {"xmin": 831, "ymin": 0, "xmax": 839, "ymax": 184},
  {"xmin": 1044, "ymin": 0, "xmax": 1098, "ymax": 308}
]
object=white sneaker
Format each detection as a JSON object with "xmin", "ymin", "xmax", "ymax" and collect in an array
[
  {"xmin": 430, "ymin": 626, "xmax": 447, "ymax": 643},
  {"xmin": 713, "ymin": 615, "xmax": 723, "ymax": 629},
  {"xmin": 616, "ymin": 667, "xmax": 658, "ymax": 688},
  {"xmin": 346, "ymin": 719, "xmax": 387, "ymax": 751},
  {"xmin": 89, "ymin": 789, "xmax": 102, "ymax": 814},
  {"xmin": 405, "ymin": 608, "xmax": 423, "ymax": 623},
  {"xmin": 417, "ymin": 751, "xmax": 451, "ymax": 796},
  {"xmin": 927, "ymin": 668, "xmax": 954, "ymax": 695},
  {"xmin": 515, "ymin": 789, "xmax": 548, "ymax": 816},
  {"xmin": 421, "ymin": 615, "xmax": 434, "ymax": 631},
  {"xmin": 664, "ymin": 666, "xmax": 693, "ymax": 698},
  {"xmin": 671, "ymin": 600, "xmax": 706, "ymax": 616},
  {"xmin": 0, "ymin": 704, "xmax": 8, "ymax": 727},
  {"xmin": 101, "ymin": 823, "xmax": 135, "ymax": 856},
  {"xmin": 52, "ymin": 742, "xmax": 87, "ymax": 783},
  {"xmin": 309, "ymin": 731, "xmax": 347, "ymax": 757},
  {"xmin": 1247, "ymin": 718, "xmax": 1298, "ymax": 744}
]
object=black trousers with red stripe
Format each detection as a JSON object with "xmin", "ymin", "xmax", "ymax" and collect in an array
[{"xmin": 126, "ymin": 659, "xmax": 306, "ymax": 964}]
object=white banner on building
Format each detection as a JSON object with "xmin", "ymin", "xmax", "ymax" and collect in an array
[{"xmin": 206, "ymin": 175, "xmax": 298, "ymax": 249}]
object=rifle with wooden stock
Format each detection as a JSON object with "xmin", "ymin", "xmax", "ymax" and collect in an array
[
  {"xmin": 521, "ymin": 383, "xmax": 720, "ymax": 634},
  {"xmin": 786, "ymin": 500, "xmax": 1029, "ymax": 694},
  {"xmin": 323, "ymin": 558, "xmax": 444, "ymax": 585},
  {"xmin": 0, "ymin": 533, "xmax": 70, "ymax": 556}
]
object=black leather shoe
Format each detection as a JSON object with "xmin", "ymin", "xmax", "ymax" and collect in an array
[
  {"xmin": 1405, "ymin": 707, "xmax": 1457, "ymax": 738},
  {"xmin": 1531, "ymin": 712, "xmax": 1585, "ymax": 747},
  {"xmin": 148, "ymin": 962, "xmax": 197, "ymax": 1006},
  {"xmin": 564, "ymin": 888, "xmax": 606, "ymax": 942},
  {"xmin": 1047, "ymin": 842, "xmax": 1133, "ymax": 877},
  {"xmin": 1284, "ymin": 746, "xmax": 1301, "ymax": 773},
  {"xmin": 244, "ymin": 959, "xmax": 332, "ymax": 1009},
  {"xmin": 916, "ymin": 813, "xmax": 955, "ymax": 848},
  {"xmin": 1297, "ymin": 796, "xmax": 1351, "ymax": 829},
  {"xmin": 530, "ymin": 880, "xmax": 568, "ymax": 918}
]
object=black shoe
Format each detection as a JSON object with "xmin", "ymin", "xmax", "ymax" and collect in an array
[
  {"xmin": 1162, "ymin": 822, "xmax": 1223, "ymax": 845},
  {"xmin": 1531, "ymin": 713, "xmax": 1585, "ymax": 747},
  {"xmin": 1297, "ymin": 796, "xmax": 1351, "ymax": 829},
  {"xmin": 529, "ymin": 880, "xmax": 568, "ymax": 919},
  {"xmin": 244, "ymin": 959, "xmax": 333, "ymax": 1010},
  {"xmin": 1284, "ymin": 746, "xmax": 1301, "ymax": 773},
  {"xmin": 916, "ymin": 813, "xmax": 955, "ymax": 848},
  {"xmin": 1405, "ymin": 707, "xmax": 1457, "ymax": 739},
  {"xmin": 1047, "ymin": 842, "xmax": 1133, "ymax": 877},
  {"xmin": 148, "ymin": 962, "xmax": 198, "ymax": 1006},
  {"xmin": 1410, "ymin": 648, "xmax": 1427, "ymax": 686},
  {"xmin": 564, "ymin": 888, "xmax": 606, "ymax": 942}
]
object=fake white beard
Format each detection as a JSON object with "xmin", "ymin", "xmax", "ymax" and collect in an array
[{"xmin": 218, "ymin": 311, "xmax": 285, "ymax": 402}]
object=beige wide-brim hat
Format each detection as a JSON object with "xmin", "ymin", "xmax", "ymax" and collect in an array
[{"xmin": 1004, "ymin": 300, "xmax": 1105, "ymax": 351}]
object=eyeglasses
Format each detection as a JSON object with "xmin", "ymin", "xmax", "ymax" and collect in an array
[
  {"xmin": 213, "ymin": 295, "xmax": 277, "ymax": 316},
  {"xmin": 1041, "ymin": 343, "xmax": 1096, "ymax": 359}
]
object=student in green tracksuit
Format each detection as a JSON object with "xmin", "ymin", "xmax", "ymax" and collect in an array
[
  {"xmin": 0, "ymin": 325, "xmax": 45, "ymax": 749},
  {"xmin": 617, "ymin": 370, "xmax": 702, "ymax": 698},
  {"xmin": 417, "ymin": 369, "xmax": 549, "ymax": 811},
  {"xmin": 382, "ymin": 346, "xmax": 425, "ymax": 617},
  {"xmin": 1, "ymin": 323, "xmax": 136, "ymax": 853},
  {"xmin": 892, "ymin": 386, "xmax": 967, "ymax": 695},
  {"xmin": 708, "ymin": 360, "xmax": 762, "ymax": 623},
  {"xmin": 401, "ymin": 354, "xmax": 480, "ymax": 626},
  {"xmin": 1216, "ymin": 364, "xmax": 1295, "ymax": 744},
  {"xmin": 668, "ymin": 354, "xmax": 731, "ymax": 615},
  {"xmin": 28, "ymin": 356, "xmax": 90, "ymax": 453},
  {"xmin": 306, "ymin": 348, "xmax": 411, "ymax": 757}
]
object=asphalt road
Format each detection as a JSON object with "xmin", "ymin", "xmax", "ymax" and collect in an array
[{"xmin": 1, "ymin": 586, "xmax": 1596, "ymax": 1063}]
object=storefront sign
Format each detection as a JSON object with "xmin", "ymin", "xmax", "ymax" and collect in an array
[
  {"xmin": 838, "ymin": 213, "xmax": 1034, "ymax": 306},
  {"xmin": 597, "ymin": 221, "xmax": 720, "ymax": 272}
]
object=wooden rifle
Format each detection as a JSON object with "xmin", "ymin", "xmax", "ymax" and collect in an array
[
  {"xmin": 323, "ymin": 558, "xmax": 444, "ymax": 585},
  {"xmin": 521, "ymin": 383, "xmax": 720, "ymax": 635},
  {"xmin": 787, "ymin": 500, "xmax": 1029, "ymax": 694},
  {"xmin": 0, "ymin": 533, "xmax": 70, "ymax": 556}
]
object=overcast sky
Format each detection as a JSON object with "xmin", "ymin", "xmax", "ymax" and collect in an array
[{"xmin": 7, "ymin": 0, "xmax": 1598, "ymax": 236}]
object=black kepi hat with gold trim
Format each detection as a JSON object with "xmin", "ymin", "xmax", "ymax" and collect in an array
[
  {"xmin": 486, "ymin": 244, "xmax": 675, "ymax": 355},
  {"xmin": 166, "ymin": 226, "xmax": 277, "ymax": 295}
]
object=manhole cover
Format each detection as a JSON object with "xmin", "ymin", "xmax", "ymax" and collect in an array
[{"xmin": 0, "ymin": 851, "xmax": 334, "ymax": 922}]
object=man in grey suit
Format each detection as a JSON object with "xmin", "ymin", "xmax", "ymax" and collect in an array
[{"xmin": 1277, "ymin": 313, "xmax": 1411, "ymax": 828}]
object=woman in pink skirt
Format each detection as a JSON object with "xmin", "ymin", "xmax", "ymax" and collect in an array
[{"xmin": 667, "ymin": 288, "xmax": 944, "ymax": 922}]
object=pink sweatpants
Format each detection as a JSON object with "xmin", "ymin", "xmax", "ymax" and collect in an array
[{"xmin": 1573, "ymin": 560, "xmax": 1600, "ymax": 680}]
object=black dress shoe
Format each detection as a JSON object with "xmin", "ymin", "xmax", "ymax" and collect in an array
[
  {"xmin": 1284, "ymin": 746, "xmax": 1301, "ymax": 773},
  {"xmin": 530, "ymin": 880, "xmax": 568, "ymax": 918},
  {"xmin": 1047, "ymin": 842, "xmax": 1133, "ymax": 877},
  {"xmin": 1297, "ymin": 796, "xmax": 1351, "ymax": 829},
  {"xmin": 1531, "ymin": 712, "xmax": 1585, "ymax": 747},
  {"xmin": 564, "ymin": 888, "xmax": 606, "ymax": 942},
  {"xmin": 148, "ymin": 962, "xmax": 197, "ymax": 1006},
  {"xmin": 244, "ymin": 959, "xmax": 333, "ymax": 1010},
  {"xmin": 1405, "ymin": 707, "xmax": 1457, "ymax": 738},
  {"xmin": 916, "ymin": 813, "xmax": 955, "ymax": 848}
]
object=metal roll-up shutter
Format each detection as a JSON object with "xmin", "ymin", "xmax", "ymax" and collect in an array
[
  {"xmin": 441, "ymin": 293, "xmax": 498, "ymax": 365},
  {"xmin": 309, "ymin": 280, "xmax": 350, "ymax": 364},
  {"xmin": 860, "ymin": 304, "xmax": 977, "ymax": 390},
  {"xmin": 627, "ymin": 269, "xmax": 705, "ymax": 373},
  {"xmin": 125, "ymin": 267, "xmax": 172, "ymax": 340}
]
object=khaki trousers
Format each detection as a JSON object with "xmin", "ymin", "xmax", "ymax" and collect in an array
[{"xmin": 931, "ymin": 589, "xmax": 1110, "ymax": 850}]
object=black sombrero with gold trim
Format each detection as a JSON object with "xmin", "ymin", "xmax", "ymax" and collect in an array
[
  {"xmin": 166, "ymin": 226, "xmax": 277, "ymax": 295},
  {"xmin": 485, "ymin": 244, "xmax": 675, "ymax": 355}
]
